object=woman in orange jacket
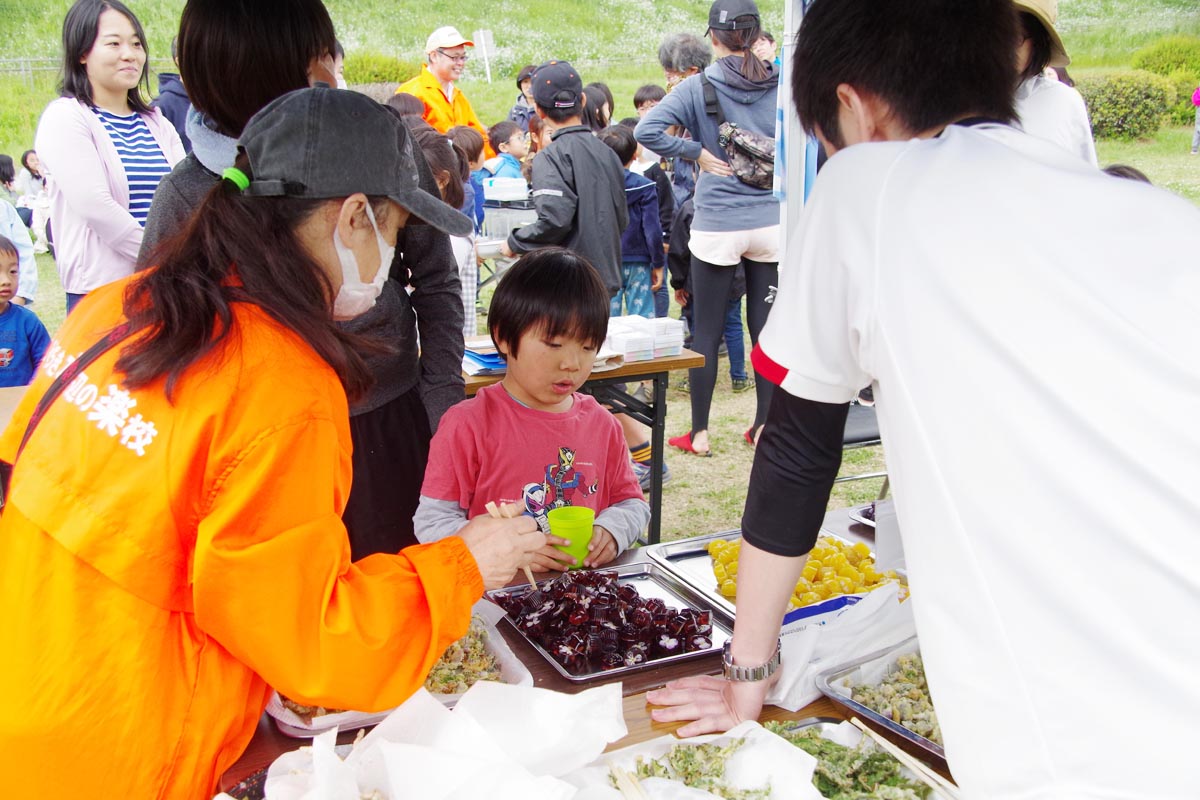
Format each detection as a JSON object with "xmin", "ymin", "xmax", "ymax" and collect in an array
[{"xmin": 0, "ymin": 87, "xmax": 544, "ymax": 800}]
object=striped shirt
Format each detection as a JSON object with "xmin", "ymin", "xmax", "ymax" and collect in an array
[{"xmin": 93, "ymin": 108, "xmax": 171, "ymax": 228}]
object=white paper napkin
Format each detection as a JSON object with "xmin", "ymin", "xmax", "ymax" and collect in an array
[
  {"xmin": 260, "ymin": 678, "xmax": 627, "ymax": 799},
  {"xmin": 765, "ymin": 581, "xmax": 916, "ymax": 711}
]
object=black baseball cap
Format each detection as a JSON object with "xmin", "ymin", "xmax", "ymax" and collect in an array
[
  {"xmin": 239, "ymin": 87, "xmax": 472, "ymax": 237},
  {"xmin": 708, "ymin": 0, "xmax": 760, "ymax": 32},
  {"xmin": 530, "ymin": 60, "xmax": 583, "ymax": 109}
]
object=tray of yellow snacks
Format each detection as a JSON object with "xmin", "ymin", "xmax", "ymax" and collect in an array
[{"xmin": 642, "ymin": 530, "xmax": 906, "ymax": 624}]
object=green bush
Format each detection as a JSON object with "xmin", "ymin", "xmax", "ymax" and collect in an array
[
  {"xmin": 1165, "ymin": 69, "xmax": 1199, "ymax": 126},
  {"xmin": 343, "ymin": 52, "xmax": 422, "ymax": 85},
  {"xmin": 1076, "ymin": 70, "xmax": 1173, "ymax": 140},
  {"xmin": 1131, "ymin": 35, "xmax": 1200, "ymax": 78}
]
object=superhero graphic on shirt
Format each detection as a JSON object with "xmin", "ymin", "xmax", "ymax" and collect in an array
[{"xmin": 544, "ymin": 446, "xmax": 599, "ymax": 509}]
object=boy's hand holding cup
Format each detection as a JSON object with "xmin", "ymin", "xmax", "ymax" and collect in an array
[{"xmin": 530, "ymin": 507, "xmax": 618, "ymax": 572}]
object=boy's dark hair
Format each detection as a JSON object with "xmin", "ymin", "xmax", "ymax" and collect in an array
[
  {"xmin": 447, "ymin": 125, "xmax": 485, "ymax": 162},
  {"xmin": 334, "ymin": 39, "xmax": 345, "ymax": 60},
  {"xmin": 793, "ymin": 0, "xmax": 1018, "ymax": 149},
  {"xmin": 759, "ymin": 30, "xmax": 775, "ymax": 44},
  {"xmin": 488, "ymin": 120, "xmax": 522, "ymax": 154},
  {"xmin": 388, "ymin": 91, "xmax": 426, "ymax": 118},
  {"xmin": 1102, "ymin": 164, "xmax": 1152, "ymax": 184},
  {"xmin": 0, "ymin": 234, "xmax": 17, "ymax": 259},
  {"xmin": 0, "ymin": 155, "xmax": 14, "ymax": 186},
  {"xmin": 489, "ymin": 247, "xmax": 609, "ymax": 358},
  {"xmin": 409, "ymin": 122, "xmax": 468, "ymax": 210},
  {"xmin": 618, "ymin": 117, "xmax": 639, "ymax": 129},
  {"xmin": 538, "ymin": 99, "xmax": 583, "ymax": 124},
  {"xmin": 60, "ymin": 0, "xmax": 152, "ymax": 113},
  {"xmin": 177, "ymin": 0, "xmax": 337, "ymax": 137},
  {"xmin": 597, "ymin": 125, "xmax": 637, "ymax": 166},
  {"xmin": 1017, "ymin": 12, "xmax": 1052, "ymax": 83},
  {"xmin": 634, "ymin": 84, "xmax": 666, "ymax": 108},
  {"xmin": 658, "ymin": 33, "xmax": 711, "ymax": 73}
]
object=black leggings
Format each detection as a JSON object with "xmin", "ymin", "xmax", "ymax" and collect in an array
[{"xmin": 688, "ymin": 254, "xmax": 777, "ymax": 434}]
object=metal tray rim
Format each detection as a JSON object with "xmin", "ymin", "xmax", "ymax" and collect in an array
[
  {"xmin": 485, "ymin": 562, "xmax": 732, "ymax": 682},
  {"xmin": 813, "ymin": 635, "xmax": 946, "ymax": 760}
]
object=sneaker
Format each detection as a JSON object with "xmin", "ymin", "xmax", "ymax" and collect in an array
[
  {"xmin": 718, "ymin": 342, "xmax": 729, "ymax": 358},
  {"xmin": 731, "ymin": 377, "xmax": 753, "ymax": 393},
  {"xmin": 676, "ymin": 375, "xmax": 690, "ymax": 393},
  {"xmin": 631, "ymin": 381, "xmax": 652, "ymax": 405},
  {"xmin": 631, "ymin": 459, "xmax": 672, "ymax": 492}
]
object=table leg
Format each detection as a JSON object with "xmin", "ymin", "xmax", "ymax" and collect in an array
[{"xmin": 646, "ymin": 371, "xmax": 668, "ymax": 545}]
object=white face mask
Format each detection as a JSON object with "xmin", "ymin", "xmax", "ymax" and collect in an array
[{"xmin": 331, "ymin": 202, "xmax": 395, "ymax": 320}]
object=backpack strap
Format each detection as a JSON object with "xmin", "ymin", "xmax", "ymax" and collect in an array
[{"xmin": 698, "ymin": 72, "xmax": 726, "ymax": 126}]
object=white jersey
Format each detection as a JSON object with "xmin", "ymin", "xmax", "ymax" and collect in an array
[
  {"xmin": 759, "ymin": 123, "xmax": 1200, "ymax": 799},
  {"xmin": 1016, "ymin": 75, "xmax": 1099, "ymax": 167}
]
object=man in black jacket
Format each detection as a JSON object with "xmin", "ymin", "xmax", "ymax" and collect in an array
[{"xmin": 500, "ymin": 60, "xmax": 628, "ymax": 296}]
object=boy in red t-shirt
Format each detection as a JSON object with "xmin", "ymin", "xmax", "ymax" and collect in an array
[{"xmin": 415, "ymin": 248, "xmax": 650, "ymax": 570}]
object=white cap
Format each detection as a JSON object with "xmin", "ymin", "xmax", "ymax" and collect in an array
[{"xmin": 425, "ymin": 26, "xmax": 473, "ymax": 53}]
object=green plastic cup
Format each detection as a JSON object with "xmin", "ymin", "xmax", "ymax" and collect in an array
[{"xmin": 547, "ymin": 506, "xmax": 595, "ymax": 569}]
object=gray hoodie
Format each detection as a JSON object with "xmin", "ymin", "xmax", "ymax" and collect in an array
[{"xmin": 635, "ymin": 56, "xmax": 780, "ymax": 234}]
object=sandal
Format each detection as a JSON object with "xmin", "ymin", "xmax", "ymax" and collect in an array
[{"xmin": 668, "ymin": 431, "xmax": 712, "ymax": 457}]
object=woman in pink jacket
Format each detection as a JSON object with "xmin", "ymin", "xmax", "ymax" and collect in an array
[{"xmin": 36, "ymin": 0, "xmax": 184, "ymax": 314}]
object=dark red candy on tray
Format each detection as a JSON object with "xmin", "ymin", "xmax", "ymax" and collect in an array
[{"xmin": 497, "ymin": 570, "xmax": 713, "ymax": 675}]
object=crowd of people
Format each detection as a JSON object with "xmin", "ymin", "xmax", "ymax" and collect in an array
[{"xmin": 0, "ymin": 0, "xmax": 1196, "ymax": 798}]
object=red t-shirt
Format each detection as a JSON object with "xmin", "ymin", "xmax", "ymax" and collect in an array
[{"xmin": 421, "ymin": 383, "xmax": 643, "ymax": 530}]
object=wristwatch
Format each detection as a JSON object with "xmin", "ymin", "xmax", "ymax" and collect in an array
[{"xmin": 721, "ymin": 639, "xmax": 781, "ymax": 682}]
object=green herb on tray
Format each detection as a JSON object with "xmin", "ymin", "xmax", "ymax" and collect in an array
[
  {"xmin": 765, "ymin": 722, "xmax": 930, "ymax": 800},
  {"xmin": 611, "ymin": 738, "xmax": 771, "ymax": 800}
]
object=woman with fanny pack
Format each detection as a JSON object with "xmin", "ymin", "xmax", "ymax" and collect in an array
[{"xmin": 636, "ymin": 0, "xmax": 779, "ymax": 456}]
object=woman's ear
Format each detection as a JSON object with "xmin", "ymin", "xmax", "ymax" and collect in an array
[
  {"xmin": 334, "ymin": 193, "xmax": 369, "ymax": 246},
  {"xmin": 435, "ymin": 169, "xmax": 451, "ymax": 198}
]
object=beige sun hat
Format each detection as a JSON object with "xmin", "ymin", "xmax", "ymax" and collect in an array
[{"xmin": 1014, "ymin": 0, "xmax": 1070, "ymax": 67}]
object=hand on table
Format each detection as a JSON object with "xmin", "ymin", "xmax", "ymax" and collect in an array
[
  {"xmin": 457, "ymin": 514, "xmax": 545, "ymax": 590},
  {"xmin": 645, "ymin": 674, "xmax": 772, "ymax": 738},
  {"xmin": 697, "ymin": 148, "xmax": 733, "ymax": 177},
  {"xmin": 651, "ymin": 268, "xmax": 664, "ymax": 291}
]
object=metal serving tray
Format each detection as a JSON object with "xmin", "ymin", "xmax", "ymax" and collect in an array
[
  {"xmin": 815, "ymin": 636, "xmax": 946, "ymax": 764},
  {"xmin": 642, "ymin": 530, "xmax": 877, "ymax": 626},
  {"xmin": 484, "ymin": 562, "xmax": 732, "ymax": 683}
]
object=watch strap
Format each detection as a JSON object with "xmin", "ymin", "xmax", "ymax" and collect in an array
[{"xmin": 722, "ymin": 639, "xmax": 781, "ymax": 682}]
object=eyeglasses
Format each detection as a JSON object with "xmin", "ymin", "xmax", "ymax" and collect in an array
[{"xmin": 436, "ymin": 48, "xmax": 470, "ymax": 63}]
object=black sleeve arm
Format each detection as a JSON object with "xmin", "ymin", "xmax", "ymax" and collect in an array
[{"xmin": 741, "ymin": 390, "xmax": 849, "ymax": 557}]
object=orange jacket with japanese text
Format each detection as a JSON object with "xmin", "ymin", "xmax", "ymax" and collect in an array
[
  {"xmin": 397, "ymin": 65, "xmax": 496, "ymax": 157},
  {"xmin": 0, "ymin": 277, "xmax": 483, "ymax": 799}
]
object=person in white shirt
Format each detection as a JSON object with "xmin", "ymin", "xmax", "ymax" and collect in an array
[
  {"xmin": 646, "ymin": 1, "xmax": 1200, "ymax": 798},
  {"xmin": 1013, "ymin": 0, "xmax": 1098, "ymax": 166}
]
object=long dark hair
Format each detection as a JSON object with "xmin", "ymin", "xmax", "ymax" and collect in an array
[
  {"xmin": 20, "ymin": 150, "xmax": 41, "ymax": 181},
  {"xmin": 712, "ymin": 17, "xmax": 770, "ymax": 82},
  {"xmin": 0, "ymin": 155, "xmax": 14, "ymax": 187},
  {"xmin": 59, "ymin": 0, "xmax": 152, "ymax": 113},
  {"xmin": 409, "ymin": 122, "xmax": 468, "ymax": 211},
  {"xmin": 117, "ymin": 155, "xmax": 381, "ymax": 402},
  {"xmin": 177, "ymin": 0, "xmax": 337, "ymax": 137}
]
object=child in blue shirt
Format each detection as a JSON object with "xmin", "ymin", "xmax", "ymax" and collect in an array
[
  {"xmin": 0, "ymin": 235, "xmax": 50, "ymax": 387},
  {"xmin": 486, "ymin": 120, "xmax": 529, "ymax": 181},
  {"xmin": 597, "ymin": 125, "xmax": 664, "ymax": 317}
]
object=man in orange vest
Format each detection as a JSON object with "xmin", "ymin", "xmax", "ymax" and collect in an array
[{"xmin": 398, "ymin": 26, "xmax": 494, "ymax": 156}]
